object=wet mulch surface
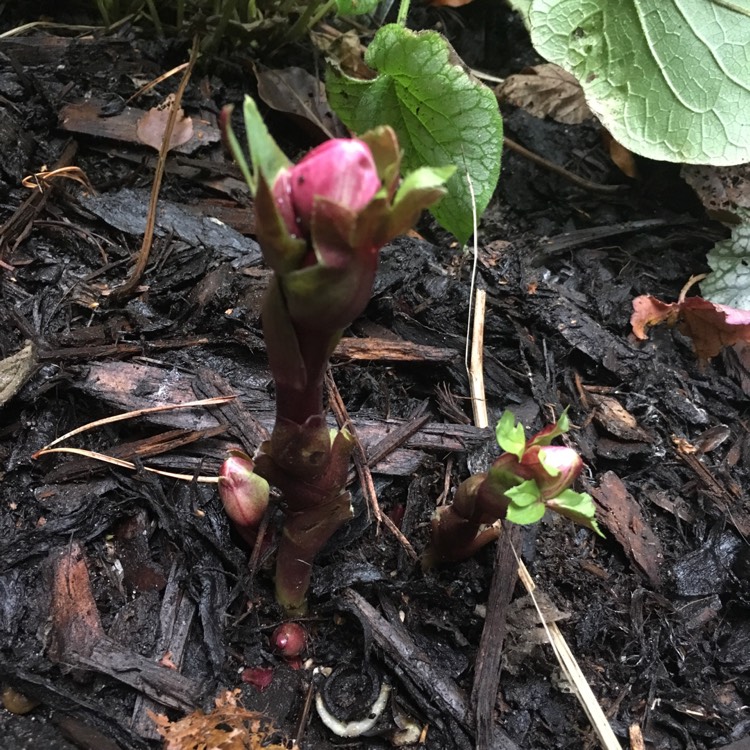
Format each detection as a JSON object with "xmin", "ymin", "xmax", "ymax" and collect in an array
[{"xmin": 1, "ymin": 6, "xmax": 750, "ymax": 750}]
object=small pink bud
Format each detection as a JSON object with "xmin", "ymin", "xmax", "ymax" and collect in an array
[
  {"xmin": 272, "ymin": 139, "xmax": 381, "ymax": 237},
  {"xmin": 218, "ymin": 452, "xmax": 270, "ymax": 545},
  {"xmin": 521, "ymin": 445, "xmax": 583, "ymax": 499},
  {"xmin": 271, "ymin": 622, "xmax": 307, "ymax": 659}
]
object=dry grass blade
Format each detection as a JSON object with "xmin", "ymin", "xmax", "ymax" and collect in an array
[
  {"xmin": 514, "ymin": 554, "xmax": 622, "ymax": 750},
  {"xmin": 35, "ymin": 395, "xmax": 235, "ymax": 453},
  {"xmin": 125, "ymin": 62, "xmax": 190, "ymax": 105},
  {"xmin": 468, "ymin": 288, "xmax": 488, "ymax": 429},
  {"xmin": 21, "ymin": 166, "xmax": 95, "ymax": 194},
  {"xmin": 34, "ymin": 447, "xmax": 219, "ymax": 483}
]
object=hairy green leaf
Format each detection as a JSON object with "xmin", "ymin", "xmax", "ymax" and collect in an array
[
  {"xmin": 526, "ymin": 0, "xmax": 750, "ymax": 165},
  {"xmin": 327, "ymin": 24, "xmax": 503, "ymax": 242},
  {"xmin": 701, "ymin": 209, "xmax": 750, "ymax": 309}
]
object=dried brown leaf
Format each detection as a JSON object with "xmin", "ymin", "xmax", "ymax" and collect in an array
[
  {"xmin": 255, "ymin": 65, "xmax": 348, "ymax": 141},
  {"xmin": 310, "ymin": 27, "xmax": 375, "ymax": 81},
  {"xmin": 497, "ymin": 63, "xmax": 593, "ymax": 125},
  {"xmin": 589, "ymin": 393, "xmax": 653, "ymax": 442},
  {"xmin": 681, "ymin": 163, "xmax": 750, "ymax": 222},
  {"xmin": 602, "ymin": 130, "xmax": 639, "ymax": 178},
  {"xmin": 136, "ymin": 94, "xmax": 194, "ymax": 152},
  {"xmin": 0, "ymin": 341, "xmax": 36, "ymax": 407}
]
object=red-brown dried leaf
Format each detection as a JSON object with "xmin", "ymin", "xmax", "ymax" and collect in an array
[
  {"xmin": 679, "ymin": 297, "xmax": 750, "ymax": 360},
  {"xmin": 631, "ymin": 294, "xmax": 750, "ymax": 360},
  {"xmin": 136, "ymin": 95, "xmax": 194, "ymax": 152},
  {"xmin": 630, "ymin": 295, "xmax": 680, "ymax": 340}
]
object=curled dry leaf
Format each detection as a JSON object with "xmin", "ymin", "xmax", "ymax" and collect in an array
[
  {"xmin": 681, "ymin": 163, "xmax": 750, "ymax": 222},
  {"xmin": 150, "ymin": 690, "xmax": 291, "ymax": 750},
  {"xmin": 601, "ymin": 130, "xmax": 639, "ymax": 179},
  {"xmin": 255, "ymin": 65, "xmax": 349, "ymax": 141},
  {"xmin": 310, "ymin": 27, "xmax": 375, "ymax": 81},
  {"xmin": 631, "ymin": 294, "xmax": 750, "ymax": 361},
  {"xmin": 496, "ymin": 63, "xmax": 593, "ymax": 125},
  {"xmin": 136, "ymin": 94, "xmax": 194, "ymax": 152}
]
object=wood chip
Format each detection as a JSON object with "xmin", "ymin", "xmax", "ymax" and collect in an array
[{"xmin": 591, "ymin": 472, "xmax": 663, "ymax": 587}]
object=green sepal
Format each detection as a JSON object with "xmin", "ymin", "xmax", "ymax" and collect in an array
[
  {"xmin": 496, "ymin": 410, "xmax": 526, "ymax": 459},
  {"xmin": 240, "ymin": 95, "xmax": 291, "ymax": 192},
  {"xmin": 506, "ymin": 479, "xmax": 546, "ymax": 525},
  {"xmin": 387, "ymin": 166, "xmax": 455, "ymax": 239},
  {"xmin": 529, "ymin": 408, "xmax": 570, "ymax": 447},
  {"xmin": 262, "ymin": 276, "xmax": 308, "ymax": 393},
  {"xmin": 255, "ymin": 173, "xmax": 308, "ymax": 276},
  {"xmin": 546, "ymin": 489, "xmax": 604, "ymax": 538}
]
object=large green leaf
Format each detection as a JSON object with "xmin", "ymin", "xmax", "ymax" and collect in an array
[
  {"xmin": 524, "ymin": 0, "xmax": 750, "ymax": 165},
  {"xmin": 327, "ymin": 24, "xmax": 503, "ymax": 243}
]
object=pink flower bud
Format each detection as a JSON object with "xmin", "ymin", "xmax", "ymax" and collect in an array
[
  {"xmin": 272, "ymin": 139, "xmax": 381, "ymax": 238},
  {"xmin": 520, "ymin": 445, "xmax": 583, "ymax": 499},
  {"xmin": 271, "ymin": 622, "xmax": 307, "ymax": 659},
  {"xmin": 218, "ymin": 452, "xmax": 270, "ymax": 545}
]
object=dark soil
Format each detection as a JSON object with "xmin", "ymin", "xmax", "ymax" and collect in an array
[{"xmin": 1, "ymin": 3, "xmax": 749, "ymax": 750}]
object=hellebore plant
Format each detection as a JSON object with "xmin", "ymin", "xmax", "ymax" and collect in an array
[
  {"xmin": 221, "ymin": 97, "xmax": 453, "ymax": 614},
  {"xmin": 424, "ymin": 410, "xmax": 602, "ymax": 568}
]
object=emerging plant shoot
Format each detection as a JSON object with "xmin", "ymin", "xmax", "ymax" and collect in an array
[
  {"xmin": 423, "ymin": 410, "xmax": 602, "ymax": 568},
  {"xmin": 222, "ymin": 97, "xmax": 453, "ymax": 613}
]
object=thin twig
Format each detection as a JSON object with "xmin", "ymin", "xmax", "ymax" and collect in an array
[
  {"xmin": 503, "ymin": 136, "xmax": 627, "ymax": 195},
  {"xmin": 35, "ymin": 396, "xmax": 234, "ymax": 453},
  {"xmin": 292, "ymin": 677, "xmax": 316, "ymax": 748},
  {"xmin": 111, "ymin": 36, "xmax": 200, "ymax": 299},
  {"xmin": 325, "ymin": 371, "xmax": 418, "ymax": 561}
]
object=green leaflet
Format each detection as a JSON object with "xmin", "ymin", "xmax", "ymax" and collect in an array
[
  {"xmin": 547, "ymin": 489, "xmax": 604, "ymax": 537},
  {"xmin": 327, "ymin": 24, "xmax": 503, "ymax": 243},
  {"xmin": 701, "ymin": 209, "xmax": 750, "ymax": 309},
  {"xmin": 524, "ymin": 0, "xmax": 750, "ymax": 165},
  {"xmin": 506, "ymin": 480, "xmax": 546, "ymax": 525},
  {"xmin": 495, "ymin": 410, "xmax": 526, "ymax": 459}
]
